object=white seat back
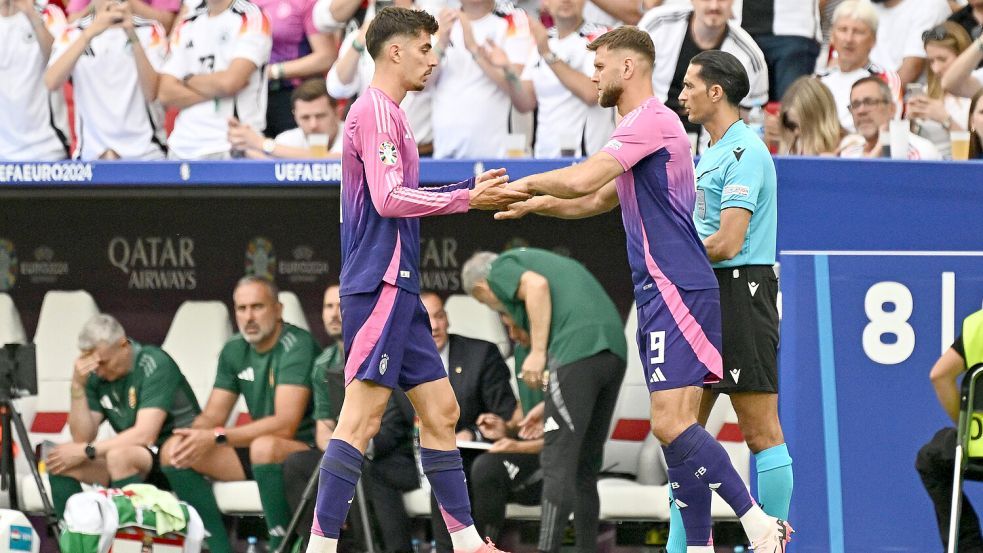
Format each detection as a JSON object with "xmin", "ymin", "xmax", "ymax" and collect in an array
[
  {"xmin": 0, "ymin": 293, "xmax": 26, "ymax": 345},
  {"xmin": 27, "ymin": 291, "xmax": 99, "ymax": 443},
  {"xmin": 162, "ymin": 301, "xmax": 232, "ymax": 407},
  {"xmin": 444, "ymin": 294, "xmax": 509, "ymax": 357},
  {"xmin": 601, "ymin": 303, "xmax": 648, "ymax": 475},
  {"xmin": 278, "ymin": 291, "xmax": 309, "ymax": 331}
]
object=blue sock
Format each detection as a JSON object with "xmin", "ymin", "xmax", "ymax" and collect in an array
[
  {"xmin": 420, "ymin": 447, "xmax": 474, "ymax": 532},
  {"xmin": 312, "ymin": 439, "xmax": 363, "ymax": 538},
  {"xmin": 671, "ymin": 424, "xmax": 755, "ymax": 516},
  {"xmin": 666, "ymin": 486, "xmax": 687, "ymax": 553},
  {"xmin": 755, "ymin": 443, "xmax": 793, "ymax": 519},
  {"xmin": 663, "ymin": 444, "xmax": 713, "ymax": 547}
]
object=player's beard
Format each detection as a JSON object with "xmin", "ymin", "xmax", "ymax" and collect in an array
[{"xmin": 599, "ymin": 82, "xmax": 623, "ymax": 108}]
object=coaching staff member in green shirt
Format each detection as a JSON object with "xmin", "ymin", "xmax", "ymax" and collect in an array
[
  {"xmin": 47, "ymin": 313, "xmax": 201, "ymax": 519},
  {"xmin": 462, "ymin": 248, "xmax": 627, "ymax": 553},
  {"xmin": 160, "ymin": 276, "xmax": 319, "ymax": 553}
]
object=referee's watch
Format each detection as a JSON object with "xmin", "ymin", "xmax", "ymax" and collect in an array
[
  {"xmin": 543, "ymin": 51, "xmax": 560, "ymax": 65},
  {"xmin": 84, "ymin": 443, "xmax": 96, "ymax": 461}
]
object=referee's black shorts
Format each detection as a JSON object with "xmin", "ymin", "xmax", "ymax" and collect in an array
[{"xmin": 707, "ymin": 265, "xmax": 780, "ymax": 394}]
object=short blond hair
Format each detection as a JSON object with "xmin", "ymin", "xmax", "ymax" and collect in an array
[{"xmin": 587, "ymin": 26, "xmax": 655, "ymax": 67}]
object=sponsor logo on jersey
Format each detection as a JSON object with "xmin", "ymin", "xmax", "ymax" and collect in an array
[
  {"xmin": 238, "ymin": 367, "xmax": 255, "ymax": 382},
  {"xmin": 730, "ymin": 368, "xmax": 741, "ymax": 383},
  {"xmin": 604, "ymin": 139, "xmax": 623, "ymax": 151},
  {"xmin": 649, "ymin": 368, "xmax": 667, "ymax": 383},
  {"xmin": 723, "ymin": 184, "xmax": 750, "ymax": 198},
  {"xmin": 100, "ymin": 395, "xmax": 114, "ymax": 410},
  {"xmin": 379, "ymin": 141, "xmax": 398, "ymax": 165},
  {"xmin": 732, "ymin": 147, "xmax": 745, "ymax": 161}
]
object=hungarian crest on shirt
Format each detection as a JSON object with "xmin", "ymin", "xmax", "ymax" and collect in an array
[{"xmin": 379, "ymin": 141, "xmax": 398, "ymax": 166}]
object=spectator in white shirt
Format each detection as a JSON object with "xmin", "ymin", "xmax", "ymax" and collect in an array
[
  {"xmin": 941, "ymin": 30, "xmax": 983, "ymax": 97},
  {"xmin": 638, "ymin": 0, "xmax": 768, "ymax": 151},
  {"xmin": 0, "ymin": 0, "xmax": 70, "ymax": 161},
  {"xmin": 327, "ymin": 0, "xmax": 435, "ymax": 154},
  {"xmin": 228, "ymin": 78, "xmax": 342, "ymax": 158},
  {"xmin": 737, "ymin": 0, "xmax": 822, "ymax": 101},
  {"xmin": 818, "ymin": 0, "xmax": 901, "ymax": 132},
  {"xmin": 869, "ymin": 0, "xmax": 951, "ymax": 87},
  {"xmin": 840, "ymin": 75, "xmax": 941, "ymax": 159},
  {"xmin": 45, "ymin": 0, "xmax": 168, "ymax": 160},
  {"xmin": 907, "ymin": 22, "xmax": 973, "ymax": 158},
  {"xmin": 430, "ymin": 0, "xmax": 534, "ymax": 158},
  {"xmin": 158, "ymin": 0, "xmax": 272, "ymax": 159},
  {"xmin": 480, "ymin": 0, "xmax": 613, "ymax": 157}
]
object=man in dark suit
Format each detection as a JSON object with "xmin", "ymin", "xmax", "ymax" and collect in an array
[{"xmin": 420, "ymin": 291, "xmax": 518, "ymax": 553}]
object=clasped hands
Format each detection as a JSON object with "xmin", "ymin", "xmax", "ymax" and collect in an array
[{"xmin": 468, "ymin": 168, "xmax": 536, "ymax": 219}]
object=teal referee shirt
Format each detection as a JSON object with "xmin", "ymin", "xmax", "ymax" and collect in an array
[{"xmin": 693, "ymin": 121, "xmax": 777, "ymax": 268}]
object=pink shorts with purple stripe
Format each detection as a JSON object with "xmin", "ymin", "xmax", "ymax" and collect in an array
[
  {"xmin": 635, "ymin": 288, "xmax": 723, "ymax": 392},
  {"xmin": 341, "ymin": 283, "xmax": 446, "ymax": 390}
]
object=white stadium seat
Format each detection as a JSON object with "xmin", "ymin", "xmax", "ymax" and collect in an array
[
  {"xmin": 278, "ymin": 291, "xmax": 309, "ymax": 331},
  {"xmin": 161, "ymin": 301, "xmax": 232, "ymax": 407},
  {"xmin": 20, "ymin": 290, "xmax": 100, "ymax": 511},
  {"xmin": 444, "ymin": 295, "xmax": 509, "ymax": 357},
  {"xmin": 0, "ymin": 293, "xmax": 26, "ymax": 345}
]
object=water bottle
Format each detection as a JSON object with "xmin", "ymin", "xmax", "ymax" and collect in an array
[
  {"xmin": 747, "ymin": 101, "xmax": 766, "ymax": 143},
  {"xmin": 245, "ymin": 536, "xmax": 258, "ymax": 553}
]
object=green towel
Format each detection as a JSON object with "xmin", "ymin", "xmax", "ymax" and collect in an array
[{"xmin": 122, "ymin": 483, "xmax": 187, "ymax": 535}]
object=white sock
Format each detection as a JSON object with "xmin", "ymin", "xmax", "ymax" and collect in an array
[
  {"xmin": 739, "ymin": 504, "xmax": 773, "ymax": 540},
  {"xmin": 686, "ymin": 547, "xmax": 714, "ymax": 552},
  {"xmin": 450, "ymin": 525, "xmax": 485, "ymax": 551},
  {"xmin": 306, "ymin": 534, "xmax": 338, "ymax": 553}
]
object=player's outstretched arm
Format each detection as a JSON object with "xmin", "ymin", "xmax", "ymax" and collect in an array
[
  {"xmin": 468, "ymin": 173, "xmax": 531, "ymax": 210},
  {"xmin": 510, "ymin": 152, "xmax": 624, "ymax": 199},
  {"xmin": 496, "ymin": 180, "xmax": 619, "ymax": 220}
]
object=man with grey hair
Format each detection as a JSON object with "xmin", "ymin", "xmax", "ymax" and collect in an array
[
  {"xmin": 840, "ymin": 75, "xmax": 941, "ymax": 158},
  {"xmin": 46, "ymin": 313, "xmax": 200, "ymax": 522},
  {"xmin": 462, "ymin": 247, "xmax": 626, "ymax": 553},
  {"xmin": 818, "ymin": 0, "xmax": 902, "ymax": 131},
  {"xmin": 159, "ymin": 276, "xmax": 319, "ymax": 553}
]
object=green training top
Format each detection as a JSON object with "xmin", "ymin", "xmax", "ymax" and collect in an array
[
  {"xmin": 213, "ymin": 322, "xmax": 318, "ymax": 444},
  {"xmin": 487, "ymin": 248, "xmax": 627, "ymax": 368},
  {"xmin": 311, "ymin": 342, "xmax": 345, "ymax": 421},
  {"xmin": 85, "ymin": 342, "xmax": 200, "ymax": 446}
]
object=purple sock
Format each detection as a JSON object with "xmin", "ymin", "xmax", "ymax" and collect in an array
[
  {"xmin": 312, "ymin": 439, "xmax": 363, "ymax": 538},
  {"xmin": 664, "ymin": 445, "xmax": 713, "ymax": 546},
  {"xmin": 667, "ymin": 424, "xmax": 755, "ymax": 517},
  {"xmin": 420, "ymin": 447, "xmax": 474, "ymax": 532}
]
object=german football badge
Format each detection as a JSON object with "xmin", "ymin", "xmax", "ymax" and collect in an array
[{"xmin": 379, "ymin": 141, "xmax": 398, "ymax": 166}]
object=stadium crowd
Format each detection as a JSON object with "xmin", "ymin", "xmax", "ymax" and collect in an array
[{"xmin": 2, "ymin": 0, "xmax": 983, "ymax": 162}]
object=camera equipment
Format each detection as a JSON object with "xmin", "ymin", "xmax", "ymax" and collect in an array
[{"xmin": 0, "ymin": 344, "xmax": 60, "ymax": 547}]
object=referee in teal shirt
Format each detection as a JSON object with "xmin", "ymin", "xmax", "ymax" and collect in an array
[{"xmin": 667, "ymin": 49, "xmax": 793, "ymax": 553}]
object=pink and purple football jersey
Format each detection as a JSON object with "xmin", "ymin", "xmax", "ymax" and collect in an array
[{"xmin": 340, "ymin": 87, "xmax": 475, "ymax": 297}]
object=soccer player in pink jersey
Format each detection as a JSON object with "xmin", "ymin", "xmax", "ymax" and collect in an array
[
  {"xmin": 306, "ymin": 7, "xmax": 527, "ymax": 553},
  {"xmin": 499, "ymin": 27, "xmax": 793, "ymax": 552}
]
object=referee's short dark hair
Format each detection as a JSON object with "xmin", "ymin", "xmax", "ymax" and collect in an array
[
  {"xmin": 366, "ymin": 6, "xmax": 439, "ymax": 60},
  {"xmin": 587, "ymin": 26, "xmax": 655, "ymax": 68},
  {"xmin": 690, "ymin": 50, "xmax": 750, "ymax": 107}
]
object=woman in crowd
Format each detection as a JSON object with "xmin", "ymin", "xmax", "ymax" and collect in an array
[
  {"xmin": 907, "ymin": 22, "xmax": 973, "ymax": 159},
  {"xmin": 778, "ymin": 76, "xmax": 863, "ymax": 156},
  {"xmin": 255, "ymin": 0, "xmax": 338, "ymax": 137},
  {"xmin": 970, "ymin": 88, "xmax": 983, "ymax": 159}
]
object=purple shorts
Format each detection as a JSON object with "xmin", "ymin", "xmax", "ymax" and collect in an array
[
  {"xmin": 635, "ymin": 287, "xmax": 723, "ymax": 392},
  {"xmin": 341, "ymin": 283, "xmax": 446, "ymax": 390}
]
